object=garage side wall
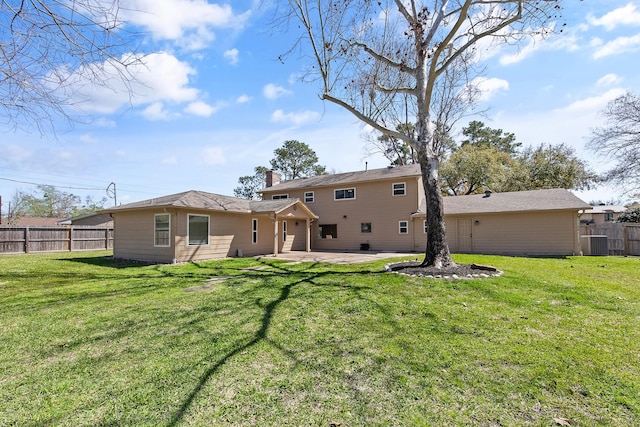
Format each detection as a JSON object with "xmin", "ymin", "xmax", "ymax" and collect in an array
[{"xmin": 445, "ymin": 211, "xmax": 580, "ymax": 256}]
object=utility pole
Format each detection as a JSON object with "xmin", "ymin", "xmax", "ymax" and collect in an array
[{"xmin": 106, "ymin": 182, "xmax": 117, "ymax": 206}]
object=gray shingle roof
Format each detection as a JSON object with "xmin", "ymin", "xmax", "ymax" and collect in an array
[
  {"xmin": 261, "ymin": 164, "xmax": 421, "ymax": 192},
  {"xmin": 105, "ymin": 190, "xmax": 312, "ymax": 215},
  {"xmin": 415, "ymin": 188, "xmax": 590, "ymax": 216}
]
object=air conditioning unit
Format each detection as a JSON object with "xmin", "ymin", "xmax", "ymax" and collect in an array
[{"xmin": 580, "ymin": 235, "xmax": 608, "ymax": 256}]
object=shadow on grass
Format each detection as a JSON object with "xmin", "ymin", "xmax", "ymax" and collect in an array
[
  {"xmin": 59, "ymin": 255, "xmax": 158, "ymax": 269},
  {"xmin": 166, "ymin": 258, "xmax": 385, "ymax": 426}
]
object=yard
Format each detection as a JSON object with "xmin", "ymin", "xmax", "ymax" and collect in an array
[{"xmin": 0, "ymin": 251, "xmax": 638, "ymax": 426}]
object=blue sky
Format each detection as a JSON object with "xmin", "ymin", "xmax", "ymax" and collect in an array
[{"xmin": 2, "ymin": 0, "xmax": 640, "ymax": 214}]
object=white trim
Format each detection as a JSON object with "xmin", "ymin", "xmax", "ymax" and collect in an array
[
  {"xmin": 392, "ymin": 182, "xmax": 406, "ymax": 196},
  {"xmin": 399, "ymin": 220, "xmax": 409, "ymax": 234},
  {"xmin": 154, "ymin": 213, "xmax": 171, "ymax": 247},
  {"xmin": 304, "ymin": 191, "xmax": 315, "ymax": 203},
  {"xmin": 187, "ymin": 214, "xmax": 210, "ymax": 246},
  {"xmin": 334, "ymin": 187, "xmax": 356, "ymax": 201}
]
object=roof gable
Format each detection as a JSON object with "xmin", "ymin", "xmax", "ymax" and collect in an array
[{"xmin": 261, "ymin": 164, "xmax": 421, "ymax": 192}]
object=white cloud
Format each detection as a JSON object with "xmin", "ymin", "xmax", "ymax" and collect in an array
[
  {"xmin": 473, "ymin": 77, "xmax": 509, "ymax": 101},
  {"xmin": 224, "ymin": 48, "xmax": 239, "ymax": 65},
  {"xmin": 263, "ymin": 83, "xmax": 292, "ymax": 100},
  {"xmin": 271, "ymin": 109, "xmax": 320, "ymax": 125},
  {"xmin": 63, "ymin": 52, "xmax": 199, "ymax": 115},
  {"xmin": 499, "ymin": 32, "xmax": 547, "ymax": 65},
  {"xmin": 596, "ymin": 73, "xmax": 622, "ymax": 87},
  {"xmin": 122, "ymin": 0, "xmax": 251, "ymax": 51},
  {"xmin": 554, "ymin": 88, "xmax": 626, "ymax": 114},
  {"xmin": 184, "ymin": 101, "xmax": 223, "ymax": 117},
  {"xmin": 498, "ymin": 26, "xmax": 579, "ymax": 66},
  {"xmin": 201, "ymin": 146, "xmax": 225, "ymax": 165},
  {"xmin": 79, "ymin": 133, "xmax": 99, "ymax": 144},
  {"xmin": 142, "ymin": 102, "xmax": 172, "ymax": 121},
  {"xmin": 162, "ymin": 155, "xmax": 179, "ymax": 165},
  {"xmin": 5, "ymin": 144, "xmax": 34, "ymax": 162},
  {"xmin": 587, "ymin": 3, "xmax": 640, "ymax": 31},
  {"xmin": 592, "ymin": 33, "xmax": 640, "ymax": 59},
  {"xmin": 236, "ymin": 94, "xmax": 252, "ymax": 104}
]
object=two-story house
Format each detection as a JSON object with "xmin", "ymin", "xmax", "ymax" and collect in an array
[
  {"xmin": 261, "ymin": 165, "xmax": 590, "ymax": 256},
  {"xmin": 261, "ymin": 165, "xmax": 424, "ymax": 252},
  {"xmin": 104, "ymin": 164, "xmax": 589, "ymax": 263}
]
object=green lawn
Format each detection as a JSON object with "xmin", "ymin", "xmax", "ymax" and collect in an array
[{"xmin": 0, "ymin": 251, "xmax": 638, "ymax": 426}]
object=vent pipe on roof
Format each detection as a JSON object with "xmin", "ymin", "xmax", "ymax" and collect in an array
[
  {"xmin": 483, "ymin": 190, "xmax": 492, "ymax": 198},
  {"xmin": 365, "ymin": 161, "xmax": 368, "ymax": 171}
]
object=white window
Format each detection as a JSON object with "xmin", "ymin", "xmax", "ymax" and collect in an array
[
  {"xmin": 188, "ymin": 214, "xmax": 210, "ymax": 246},
  {"xmin": 272, "ymin": 194, "xmax": 289, "ymax": 200},
  {"xmin": 399, "ymin": 220, "xmax": 409, "ymax": 234},
  {"xmin": 154, "ymin": 214, "xmax": 170, "ymax": 247},
  {"xmin": 283, "ymin": 220, "xmax": 287, "ymax": 242},
  {"xmin": 252, "ymin": 218, "xmax": 258, "ymax": 244},
  {"xmin": 304, "ymin": 191, "xmax": 315, "ymax": 203},
  {"xmin": 392, "ymin": 182, "xmax": 406, "ymax": 196},
  {"xmin": 334, "ymin": 188, "xmax": 355, "ymax": 200}
]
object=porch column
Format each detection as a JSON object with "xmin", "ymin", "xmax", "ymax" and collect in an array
[
  {"xmin": 273, "ymin": 217, "xmax": 279, "ymax": 257},
  {"xmin": 306, "ymin": 218, "xmax": 311, "ymax": 252}
]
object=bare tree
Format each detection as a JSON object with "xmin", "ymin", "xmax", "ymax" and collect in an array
[
  {"xmin": 282, "ymin": 0, "xmax": 562, "ymax": 267},
  {"xmin": 0, "ymin": 0, "xmax": 141, "ymax": 133},
  {"xmin": 589, "ymin": 92, "xmax": 640, "ymax": 197}
]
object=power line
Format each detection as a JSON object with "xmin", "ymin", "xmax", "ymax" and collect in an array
[
  {"xmin": 0, "ymin": 176, "xmax": 159, "ymax": 195},
  {"xmin": 0, "ymin": 177, "xmax": 104, "ymax": 191}
]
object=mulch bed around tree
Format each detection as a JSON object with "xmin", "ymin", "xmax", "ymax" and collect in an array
[{"xmin": 385, "ymin": 261, "xmax": 502, "ymax": 279}]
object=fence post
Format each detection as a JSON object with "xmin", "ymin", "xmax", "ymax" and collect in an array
[
  {"xmin": 24, "ymin": 226, "xmax": 29, "ymax": 254},
  {"xmin": 68, "ymin": 227, "xmax": 73, "ymax": 252}
]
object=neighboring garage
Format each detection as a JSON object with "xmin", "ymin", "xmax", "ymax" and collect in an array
[{"xmin": 412, "ymin": 188, "xmax": 591, "ymax": 256}]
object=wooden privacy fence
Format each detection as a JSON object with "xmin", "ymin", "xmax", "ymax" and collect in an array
[
  {"xmin": 581, "ymin": 223, "xmax": 640, "ymax": 256},
  {"xmin": 0, "ymin": 226, "xmax": 113, "ymax": 254}
]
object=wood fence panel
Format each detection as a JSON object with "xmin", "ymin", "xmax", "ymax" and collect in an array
[
  {"xmin": 0, "ymin": 228, "xmax": 26, "ymax": 253},
  {"xmin": 626, "ymin": 224, "xmax": 640, "ymax": 256},
  {"xmin": 0, "ymin": 226, "xmax": 113, "ymax": 254},
  {"xmin": 28, "ymin": 227, "xmax": 69, "ymax": 252},
  {"xmin": 581, "ymin": 223, "xmax": 640, "ymax": 256}
]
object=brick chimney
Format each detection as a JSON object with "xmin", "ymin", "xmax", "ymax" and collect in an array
[{"xmin": 266, "ymin": 170, "xmax": 280, "ymax": 187}]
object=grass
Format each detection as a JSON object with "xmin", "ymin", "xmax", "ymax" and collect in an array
[{"xmin": 0, "ymin": 250, "xmax": 638, "ymax": 426}]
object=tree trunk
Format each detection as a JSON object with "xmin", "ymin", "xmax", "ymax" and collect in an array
[{"xmin": 418, "ymin": 154, "xmax": 455, "ymax": 268}]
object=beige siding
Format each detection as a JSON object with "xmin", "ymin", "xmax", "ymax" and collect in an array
[
  {"xmin": 442, "ymin": 211, "xmax": 580, "ymax": 256},
  {"xmin": 113, "ymin": 210, "xmax": 177, "ymax": 263},
  {"xmin": 266, "ymin": 177, "xmax": 422, "ymax": 251},
  {"xmin": 114, "ymin": 209, "xmax": 287, "ymax": 263},
  {"xmin": 174, "ymin": 210, "xmax": 261, "ymax": 262}
]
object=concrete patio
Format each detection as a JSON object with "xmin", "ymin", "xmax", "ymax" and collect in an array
[{"xmin": 258, "ymin": 250, "xmax": 422, "ymax": 264}]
